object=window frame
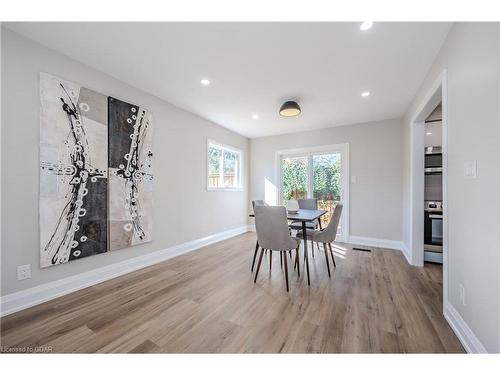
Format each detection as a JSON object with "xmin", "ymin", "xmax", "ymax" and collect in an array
[{"xmin": 206, "ymin": 139, "xmax": 244, "ymax": 192}]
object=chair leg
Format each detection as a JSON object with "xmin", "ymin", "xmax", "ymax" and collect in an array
[
  {"xmin": 251, "ymin": 241, "xmax": 259, "ymax": 272},
  {"xmin": 283, "ymin": 251, "xmax": 289, "ymax": 292},
  {"xmin": 328, "ymin": 242, "xmax": 336, "ymax": 268},
  {"xmin": 295, "ymin": 246, "xmax": 300, "ymax": 277},
  {"xmin": 311, "ymin": 241, "xmax": 315, "ymax": 258},
  {"xmin": 280, "ymin": 251, "xmax": 283, "ymax": 269},
  {"xmin": 323, "ymin": 243, "xmax": 331, "ymax": 278},
  {"xmin": 269, "ymin": 250, "xmax": 272, "ymax": 270},
  {"xmin": 254, "ymin": 248, "xmax": 265, "ymax": 283}
]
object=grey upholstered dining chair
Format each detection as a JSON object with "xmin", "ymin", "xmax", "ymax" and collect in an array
[
  {"xmin": 296, "ymin": 203, "xmax": 343, "ymax": 278},
  {"xmin": 251, "ymin": 200, "xmax": 267, "ymax": 272},
  {"xmin": 289, "ymin": 198, "xmax": 320, "ymax": 255},
  {"xmin": 253, "ymin": 205, "xmax": 301, "ymax": 292},
  {"xmin": 289, "ymin": 198, "xmax": 321, "ymax": 229}
]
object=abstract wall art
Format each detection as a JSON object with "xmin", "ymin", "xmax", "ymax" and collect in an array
[
  {"xmin": 39, "ymin": 73, "xmax": 153, "ymax": 268},
  {"xmin": 108, "ymin": 97, "xmax": 153, "ymax": 251}
]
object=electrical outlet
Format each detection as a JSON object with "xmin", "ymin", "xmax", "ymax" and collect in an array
[
  {"xmin": 17, "ymin": 264, "xmax": 31, "ymax": 281},
  {"xmin": 459, "ymin": 283, "xmax": 466, "ymax": 306}
]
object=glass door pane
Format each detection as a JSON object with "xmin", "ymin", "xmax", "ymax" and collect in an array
[
  {"xmin": 281, "ymin": 156, "xmax": 309, "ymax": 205},
  {"xmin": 312, "ymin": 153, "xmax": 342, "ymax": 231}
]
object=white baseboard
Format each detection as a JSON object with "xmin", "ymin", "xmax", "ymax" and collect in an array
[
  {"xmin": 0, "ymin": 226, "xmax": 249, "ymax": 317},
  {"xmin": 444, "ymin": 301, "xmax": 487, "ymax": 353},
  {"xmin": 347, "ymin": 235, "xmax": 404, "ymax": 252},
  {"xmin": 401, "ymin": 242, "xmax": 412, "ymax": 264},
  {"xmin": 249, "ymin": 230, "xmax": 408, "ymax": 260}
]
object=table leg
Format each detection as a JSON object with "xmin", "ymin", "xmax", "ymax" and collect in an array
[{"xmin": 302, "ymin": 221, "xmax": 310, "ymax": 286}]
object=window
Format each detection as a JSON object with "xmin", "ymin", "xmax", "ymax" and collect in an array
[{"xmin": 207, "ymin": 140, "xmax": 243, "ymax": 191}]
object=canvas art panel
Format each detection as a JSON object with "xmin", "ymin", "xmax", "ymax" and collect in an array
[
  {"xmin": 39, "ymin": 73, "xmax": 153, "ymax": 268},
  {"xmin": 108, "ymin": 97, "xmax": 154, "ymax": 250}
]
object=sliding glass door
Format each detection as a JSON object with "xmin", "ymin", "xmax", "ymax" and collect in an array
[
  {"xmin": 279, "ymin": 144, "xmax": 348, "ymax": 241},
  {"xmin": 312, "ymin": 153, "xmax": 342, "ymax": 232},
  {"xmin": 281, "ymin": 156, "xmax": 309, "ymax": 203}
]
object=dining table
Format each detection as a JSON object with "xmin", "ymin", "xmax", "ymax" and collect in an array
[{"xmin": 249, "ymin": 208, "xmax": 328, "ymax": 285}]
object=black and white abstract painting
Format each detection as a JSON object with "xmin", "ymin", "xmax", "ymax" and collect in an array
[
  {"xmin": 39, "ymin": 73, "xmax": 153, "ymax": 268},
  {"xmin": 108, "ymin": 97, "xmax": 153, "ymax": 250}
]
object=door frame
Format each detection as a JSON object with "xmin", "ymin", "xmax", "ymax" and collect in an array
[
  {"xmin": 409, "ymin": 69, "xmax": 448, "ymax": 309},
  {"xmin": 275, "ymin": 143, "xmax": 350, "ymax": 242}
]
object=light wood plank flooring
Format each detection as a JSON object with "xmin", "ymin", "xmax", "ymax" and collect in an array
[{"xmin": 0, "ymin": 232, "xmax": 464, "ymax": 353}]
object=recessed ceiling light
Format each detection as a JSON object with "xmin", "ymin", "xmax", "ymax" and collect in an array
[
  {"xmin": 200, "ymin": 78, "xmax": 210, "ymax": 86},
  {"xmin": 252, "ymin": 114, "xmax": 259, "ymax": 120},
  {"xmin": 361, "ymin": 91, "xmax": 370, "ymax": 97},
  {"xmin": 360, "ymin": 21, "xmax": 373, "ymax": 31},
  {"xmin": 426, "ymin": 132, "xmax": 432, "ymax": 135}
]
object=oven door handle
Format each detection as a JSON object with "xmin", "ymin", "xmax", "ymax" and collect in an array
[{"xmin": 429, "ymin": 214, "xmax": 443, "ymax": 219}]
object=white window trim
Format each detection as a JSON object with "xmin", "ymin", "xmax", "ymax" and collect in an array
[
  {"xmin": 206, "ymin": 139, "xmax": 244, "ymax": 192},
  {"xmin": 274, "ymin": 143, "xmax": 350, "ymax": 242}
]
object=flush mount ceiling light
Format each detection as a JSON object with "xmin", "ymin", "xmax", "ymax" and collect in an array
[
  {"xmin": 252, "ymin": 113, "xmax": 259, "ymax": 120},
  {"xmin": 200, "ymin": 78, "xmax": 210, "ymax": 86},
  {"xmin": 279, "ymin": 100, "xmax": 301, "ymax": 117},
  {"xmin": 426, "ymin": 132, "xmax": 432, "ymax": 135},
  {"xmin": 361, "ymin": 91, "xmax": 370, "ymax": 97},
  {"xmin": 360, "ymin": 21, "xmax": 373, "ymax": 31}
]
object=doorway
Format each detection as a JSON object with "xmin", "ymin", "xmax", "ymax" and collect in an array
[
  {"xmin": 276, "ymin": 143, "xmax": 349, "ymax": 242},
  {"xmin": 409, "ymin": 70, "xmax": 448, "ymax": 309}
]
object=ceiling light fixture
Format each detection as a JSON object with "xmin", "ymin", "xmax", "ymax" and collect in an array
[
  {"xmin": 279, "ymin": 100, "xmax": 301, "ymax": 117},
  {"xmin": 426, "ymin": 132, "xmax": 432, "ymax": 135},
  {"xmin": 361, "ymin": 91, "xmax": 370, "ymax": 97},
  {"xmin": 200, "ymin": 78, "xmax": 210, "ymax": 86},
  {"xmin": 360, "ymin": 21, "xmax": 373, "ymax": 31},
  {"xmin": 252, "ymin": 114, "xmax": 259, "ymax": 120}
]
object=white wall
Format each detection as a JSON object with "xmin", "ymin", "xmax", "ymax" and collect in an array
[
  {"xmin": 402, "ymin": 23, "xmax": 500, "ymax": 352},
  {"xmin": 1, "ymin": 28, "xmax": 249, "ymax": 296},
  {"xmin": 249, "ymin": 119, "xmax": 404, "ymax": 242}
]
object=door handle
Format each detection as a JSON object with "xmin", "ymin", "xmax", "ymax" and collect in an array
[{"xmin": 429, "ymin": 214, "xmax": 443, "ymax": 219}]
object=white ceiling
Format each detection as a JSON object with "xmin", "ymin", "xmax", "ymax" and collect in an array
[{"xmin": 6, "ymin": 22, "xmax": 451, "ymax": 138}]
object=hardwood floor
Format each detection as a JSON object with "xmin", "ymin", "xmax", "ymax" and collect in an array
[{"xmin": 0, "ymin": 232, "xmax": 464, "ymax": 353}]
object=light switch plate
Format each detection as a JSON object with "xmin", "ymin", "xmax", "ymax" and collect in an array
[
  {"xmin": 459, "ymin": 283, "xmax": 466, "ymax": 306},
  {"xmin": 464, "ymin": 160, "xmax": 477, "ymax": 179},
  {"xmin": 17, "ymin": 264, "xmax": 31, "ymax": 280},
  {"xmin": 351, "ymin": 175, "xmax": 357, "ymax": 183}
]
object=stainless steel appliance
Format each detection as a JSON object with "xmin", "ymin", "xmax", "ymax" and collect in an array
[
  {"xmin": 425, "ymin": 166, "xmax": 443, "ymax": 174},
  {"xmin": 425, "ymin": 147, "xmax": 443, "ymax": 175},
  {"xmin": 424, "ymin": 149, "xmax": 443, "ymax": 202},
  {"xmin": 425, "ymin": 146, "xmax": 442, "ymax": 154},
  {"xmin": 424, "ymin": 201, "xmax": 443, "ymax": 263},
  {"xmin": 424, "ymin": 145, "xmax": 443, "ymax": 264}
]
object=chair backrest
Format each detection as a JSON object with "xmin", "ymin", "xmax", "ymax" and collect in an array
[
  {"xmin": 321, "ymin": 203, "xmax": 343, "ymax": 242},
  {"xmin": 254, "ymin": 205, "xmax": 297, "ymax": 251},
  {"xmin": 298, "ymin": 198, "xmax": 318, "ymax": 210},
  {"xmin": 252, "ymin": 200, "xmax": 267, "ymax": 209}
]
